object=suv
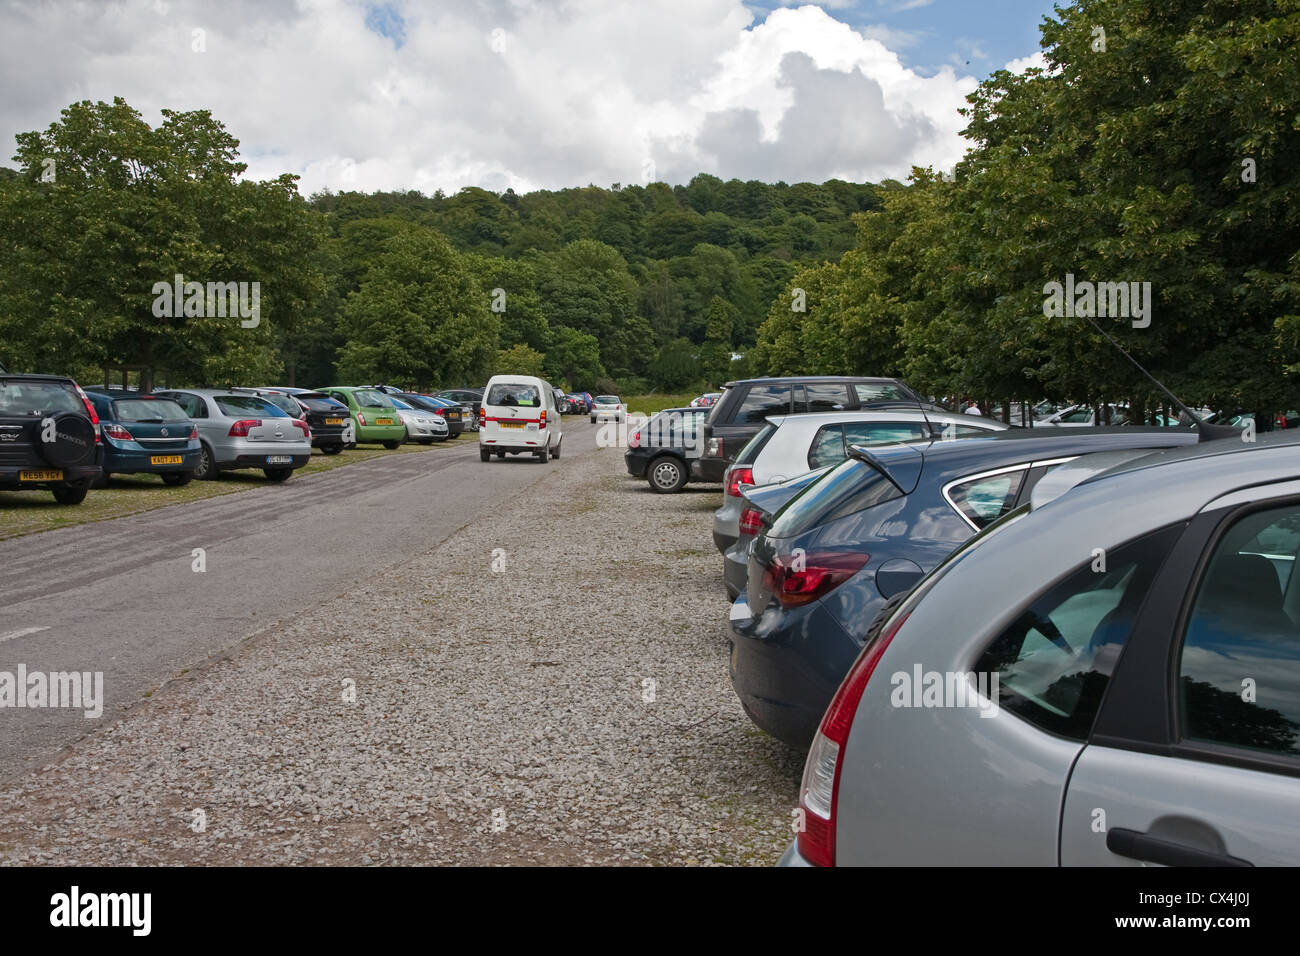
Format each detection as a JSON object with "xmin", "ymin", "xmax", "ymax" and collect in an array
[
  {"xmin": 695, "ymin": 376, "xmax": 938, "ymax": 483},
  {"xmin": 0, "ymin": 373, "xmax": 103, "ymax": 504}
]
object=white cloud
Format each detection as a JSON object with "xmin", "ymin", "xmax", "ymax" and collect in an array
[
  {"xmin": 1004, "ymin": 51, "xmax": 1049, "ymax": 74},
  {"xmin": 0, "ymin": 0, "xmax": 979, "ymax": 194}
]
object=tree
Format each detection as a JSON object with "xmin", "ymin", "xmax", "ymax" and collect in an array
[
  {"xmin": 496, "ymin": 343, "xmax": 547, "ymax": 377},
  {"xmin": 543, "ymin": 326, "xmax": 604, "ymax": 390}
]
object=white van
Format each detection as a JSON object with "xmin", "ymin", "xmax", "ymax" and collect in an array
[{"xmin": 478, "ymin": 374, "xmax": 563, "ymax": 463}]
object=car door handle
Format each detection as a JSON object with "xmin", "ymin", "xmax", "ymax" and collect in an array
[{"xmin": 1106, "ymin": 827, "xmax": 1253, "ymax": 867}]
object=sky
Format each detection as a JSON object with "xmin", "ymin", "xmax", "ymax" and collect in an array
[{"xmin": 0, "ymin": 0, "xmax": 1059, "ymax": 196}]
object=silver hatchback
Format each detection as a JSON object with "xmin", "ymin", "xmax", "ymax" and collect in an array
[
  {"xmin": 154, "ymin": 388, "xmax": 313, "ymax": 482},
  {"xmin": 784, "ymin": 432, "xmax": 1300, "ymax": 866}
]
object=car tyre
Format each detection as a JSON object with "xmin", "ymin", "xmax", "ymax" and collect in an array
[
  {"xmin": 552, "ymin": 437, "xmax": 561, "ymax": 459},
  {"xmin": 382, "ymin": 440, "xmax": 402, "ymax": 450},
  {"xmin": 321, "ymin": 444, "xmax": 343, "ymax": 456},
  {"xmin": 52, "ymin": 486, "xmax": 87, "ymax": 505},
  {"xmin": 648, "ymin": 456, "xmax": 687, "ymax": 493},
  {"xmin": 479, "ymin": 447, "xmax": 491, "ymax": 462},
  {"xmin": 263, "ymin": 467, "xmax": 293, "ymax": 482},
  {"xmin": 590, "ymin": 416, "xmax": 596, "ymax": 424},
  {"xmin": 162, "ymin": 472, "xmax": 193, "ymax": 487},
  {"xmin": 194, "ymin": 443, "xmax": 218, "ymax": 481}
]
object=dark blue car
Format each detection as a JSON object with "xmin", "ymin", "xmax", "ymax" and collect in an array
[
  {"xmin": 728, "ymin": 427, "xmax": 1203, "ymax": 749},
  {"xmin": 85, "ymin": 391, "xmax": 201, "ymax": 486}
]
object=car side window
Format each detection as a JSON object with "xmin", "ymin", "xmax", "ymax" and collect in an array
[
  {"xmin": 975, "ymin": 526, "xmax": 1181, "ymax": 740},
  {"xmin": 794, "ymin": 384, "xmax": 848, "ymax": 413},
  {"xmin": 736, "ymin": 385, "xmax": 790, "ymax": 424},
  {"xmin": 1178, "ymin": 503, "xmax": 1300, "ymax": 758},
  {"xmin": 853, "ymin": 382, "xmax": 906, "ymax": 405},
  {"xmin": 945, "ymin": 468, "xmax": 1027, "ymax": 530},
  {"xmin": 844, "ymin": 422, "xmax": 928, "ymax": 447},
  {"xmin": 168, "ymin": 393, "xmax": 205, "ymax": 418}
]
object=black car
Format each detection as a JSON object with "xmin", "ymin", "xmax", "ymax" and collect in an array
[
  {"xmin": 291, "ymin": 391, "xmax": 355, "ymax": 454},
  {"xmin": 623, "ymin": 406, "xmax": 707, "ymax": 493},
  {"xmin": 436, "ymin": 388, "xmax": 483, "ymax": 426},
  {"xmin": 695, "ymin": 376, "xmax": 941, "ymax": 483},
  {"xmin": 0, "ymin": 373, "xmax": 104, "ymax": 505}
]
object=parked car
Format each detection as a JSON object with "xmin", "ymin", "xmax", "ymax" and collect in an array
[
  {"xmin": 153, "ymin": 388, "xmax": 312, "ymax": 481},
  {"xmin": 84, "ymin": 391, "xmax": 199, "ymax": 486},
  {"xmin": 0, "ymin": 373, "xmax": 103, "ymax": 505},
  {"xmin": 623, "ymin": 406, "xmax": 708, "ymax": 493},
  {"xmin": 286, "ymin": 391, "xmax": 355, "ymax": 454},
  {"xmin": 389, "ymin": 396, "xmax": 449, "ymax": 444},
  {"xmin": 730, "ymin": 427, "xmax": 1202, "ymax": 750},
  {"xmin": 1038, "ymin": 402, "xmax": 1129, "ymax": 426},
  {"xmin": 552, "ymin": 387, "xmax": 571, "ymax": 414},
  {"xmin": 479, "ymin": 374, "xmax": 563, "ymax": 462},
  {"xmin": 590, "ymin": 395, "xmax": 625, "ymax": 424},
  {"xmin": 783, "ymin": 429, "xmax": 1300, "ymax": 867},
  {"xmin": 712, "ymin": 409, "xmax": 1007, "ymax": 556},
  {"xmin": 565, "ymin": 393, "xmax": 590, "ymax": 415},
  {"xmin": 436, "ymin": 388, "xmax": 483, "ymax": 429},
  {"xmin": 696, "ymin": 376, "xmax": 941, "ymax": 484},
  {"xmin": 402, "ymin": 394, "xmax": 464, "ymax": 437},
  {"xmin": 314, "ymin": 387, "xmax": 407, "ymax": 448}
]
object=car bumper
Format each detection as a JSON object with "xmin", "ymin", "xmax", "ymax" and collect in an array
[
  {"xmin": 230, "ymin": 452, "xmax": 311, "ymax": 469},
  {"xmin": 695, "ymin": 455, "xmax": 728, "ymax": 483},
  {"xmin": 102, "ymin": 445, "xmax": 201, "ymax": 473},
  {"xmin": 624, "ymin": 450, "xmax": 648, "ymax": 478},
  {"xmin": 728, "ymin": 591, "xmax": 857, "ymax": 750},
  {"xmin": 777, "ymin": 841, "xmax": 814, "ymax": 867},
  {"xmin": 356, "ymin": 425, "xmax": 406, "ymax": 442},
  {"xmin": 724, "ymin": 541, "xmax": 749, "ymax": 600}
]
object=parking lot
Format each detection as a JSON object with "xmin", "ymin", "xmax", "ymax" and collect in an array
[{"xmin": 0, "ymin": 423, "xmax": 802, "ymax": 865}]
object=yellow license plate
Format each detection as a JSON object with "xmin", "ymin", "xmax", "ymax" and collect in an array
[
  {"xmin": 499, "ymin": 422, "xmax": 524, "ymax": 429},
  {"xmin": 20, "ymin": 470, "xmax": 62, "ymax": 481},
  {"xmin": 325, "ymin": 418, "xmax": 344, "ymax": 425},
  {"xmin": 376, "ymin": 418, "xmax": 394, "ymax": 426},
  {"xmin": 150, "ymin": 455, "xmax": 183, "ymax": 465}
]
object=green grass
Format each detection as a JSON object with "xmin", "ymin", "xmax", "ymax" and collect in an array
[
  {"xmin": 0, "ymin": 437, "xmax": 469, "ymax": 542},
  {"xmin": 623, "ymin": 392, "xmax": 701, "ymax": 415}
]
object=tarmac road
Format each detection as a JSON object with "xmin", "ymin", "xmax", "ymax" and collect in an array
[{"xmin": 0, "ymin": 419, "xmax": 603, "ymax": 783}]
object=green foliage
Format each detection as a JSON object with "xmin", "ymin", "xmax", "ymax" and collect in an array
[{"xmin": 496, "ymin": 343, "xmax": 547, "ymax": 377}]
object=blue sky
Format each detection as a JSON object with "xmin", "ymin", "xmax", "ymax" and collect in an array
[{"xmin": 747, "ymin": 0, "xmax": 1061, "ymax": 76}]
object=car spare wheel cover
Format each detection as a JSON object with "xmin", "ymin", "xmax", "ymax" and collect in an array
[{"xmin": 37, "ymin": 412, "xmax": 96, "ymax": 468}]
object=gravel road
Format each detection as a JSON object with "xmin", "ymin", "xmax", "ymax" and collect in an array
[{"xmin": 0, "ymin": 437, "xmax": 803, "ymax": 865}]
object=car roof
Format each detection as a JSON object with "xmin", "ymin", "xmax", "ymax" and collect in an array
[
  {"xmin": 1081, "ymin": 428, "xmax": 1300, "ymax": 490},
  {"xmin": 722, "ymin": 375, "xmax": 902, "ymax": 388},
  {"xmin": 763, "ymin": 410, "xmax": 1004, "ymax": 428},
  {"xmin": 156, "ymin": 387, "xmax": 277, "ymax": 398}
]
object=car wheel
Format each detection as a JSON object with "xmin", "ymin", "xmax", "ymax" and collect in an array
[
  {"xmin": 418, "ymin": 439, "xmax": 434, "ymax": 445},
  {"xmin": 263, "ymin": 467, "xmax": 293, "ymax": 482},
  {"xmin": 382, "ymin": 440, "xmax": 401, "ymax": 450},
  {"xmin": 590, "ymin": 416, "xmax": 596, "ymax": 424},
  {"xmin": 321, "ymin": 444, "xmax": 343, "ymax": 456},
  {"xmin": 162, "ymin": 472, "xmax": 193, "ymax": 487},
  {"xmin": 194, "ymin": 443, "xmax": 217, "ymax": 480},
  {"xmin": 552, "ymin": 437, "xmax": 561, "ymax": 459},
  {"xmin": 480, "ymin": 447, "xmax": 491, "ymax": 462},
  {"xmin": 52, "ymin": 486, "xmax": 87, "ymax": 505},
  {"xmin": 648, "ymin": 456, "xmax": 687, "ymax": 493}
]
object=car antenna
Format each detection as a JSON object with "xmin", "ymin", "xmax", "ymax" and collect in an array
[{"xmin": 1078, "ymin": 313, "xmax": 1239, "ymax": 443}]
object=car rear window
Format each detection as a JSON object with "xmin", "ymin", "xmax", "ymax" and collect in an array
[
  {"xmin": 112, "ymin": 399, "xmax": 188, "ymax": 422},
  {"xmin": 854, "ymin": 382, "xmax": 909, "ymax": 404},
  {"xmin": 596, "ymin": 395, "xmax": 620, "ymax": 404},
  {"xmin": 488, "ymin": 383, "xmax": 540, "ymax": 407},
  {"xmin": 298, "ymin": 395, "xmax": 347, "ymax": 412},
  {"xmin": 768, "ymin": 456, "xmax": 905, "ymax": 538},
  {"xmin": 737, "ymin": 385, "xmax": 791, "ymax": 423},
  {"xmin": 0, "ymin": 380, "xmax": 83, "ymax": 416},
  {"xmin": 258, "ymin": 393, "xmax": 302, "ymax": 416},
  {"xmin": 355, "ymin": 389, "xmax": 394, "ymax": 409},
  {"xmin": 216, "ymin": 395, "xmax": 288, "ymax": 417}
]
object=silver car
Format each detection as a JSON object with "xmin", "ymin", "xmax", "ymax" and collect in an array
[
  {"xmin": 711, "ymin": 410, "xmax": 1007, "ymax": 555},
  {"xmin": 389, "ymin": 396, "xmax": 449, "ymax": 443},
  {"xmin": 783, "ymin": 431, "xmax": 1300, "ymax": 866},
  {"xmin": 154, "ymin": 388, "xmax": 312, "ymax": 482}
]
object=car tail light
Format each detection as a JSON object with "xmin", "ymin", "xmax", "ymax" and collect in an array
[
  {"xmin": 188, "ymin": 426, "xmax": 199, "ymax": 440},
  {"xmin": 726, "ymin": 466, "xmax": 753, "ymax": 498},
  {"xmin": 103, "ymin": 423, "xmax": 133, "ymax": 441},
  {"xmin": 73, "ymin": 383, "xmax": 101, "ymax": 441},
  {"xmin": 708, "ymin": 437, "xmax": 722, "ymax": 457},
  {"xmin": 738, "ymin": 506, "xmax": 763, "ymax": 536},
  {"xmin": 540, "ymin": 409, "xmax": 547, "ymax": 430},
  {"xmin": 761, "ymin": 550, "xmax": 870, "ymax": 609},
  {"xmin": 797, "ymin": 610, "xmax": 910, "ymax": 867},
  {"xmin": 628, "ymin": 429, "xmax": 641, "ymax": 449},
  {"xmin": 292, "ymin": 420, "xmax": 310, "ymax": 439},
  {"xmin": 357, "ymin": 412, "xmax": 367, "ymax": 426},
  {"xmin": 227, "ymin": 419, "xmax": 262, "ymax": 437},
  {"xmin": 479, "ymin": 406, "xmax": 485, "ymax": 428}
]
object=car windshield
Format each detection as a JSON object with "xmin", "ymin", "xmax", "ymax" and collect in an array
[
  {"xmin": 355, "ymin": 389, "xmax": 394, "ymax": 408},
  {"xmin": 113, "ymin": 399, "xmax": 188, "ymax": 423},
  {"xmin": 488, "ymin": 383, "xmax": 540, "ymax": 407},
  {"xmin": 0, "ymin": 381, "xmax": 83, "ymax": 416},
  {"xmin": 216, "ymin": 395, "xmax": 288, "ymax": 416}
]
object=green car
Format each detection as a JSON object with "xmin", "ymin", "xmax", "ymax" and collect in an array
[{"xmin": 314, "ymin": 386, "xmax": 407, "ymax": 448}]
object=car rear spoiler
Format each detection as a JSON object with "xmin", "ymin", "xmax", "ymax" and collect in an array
[{"xmin": 846, "ymin": 443, "xmax": 924, "ymax": 495}]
